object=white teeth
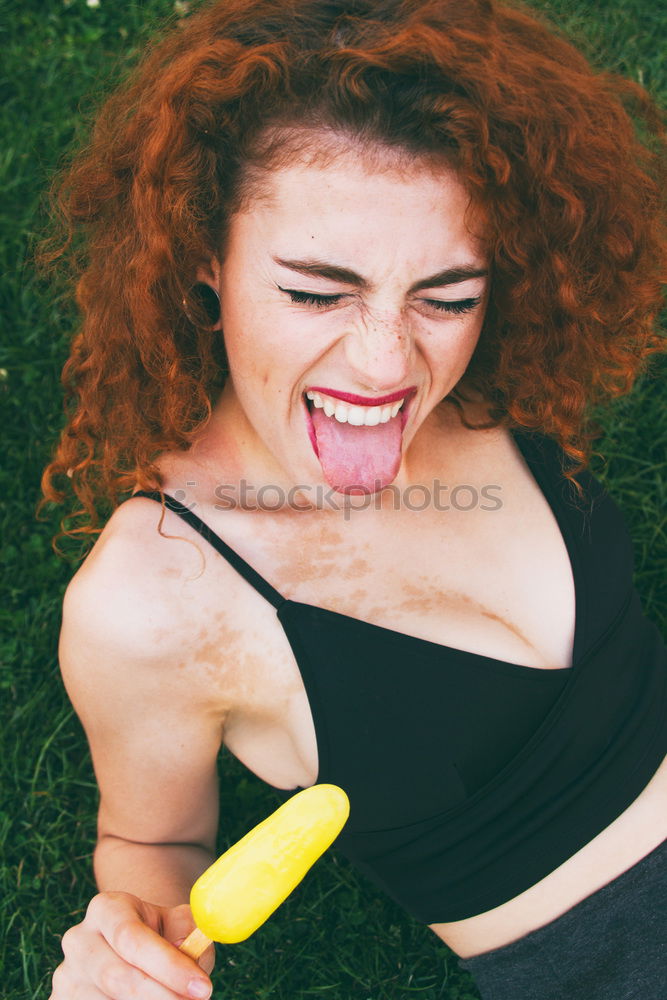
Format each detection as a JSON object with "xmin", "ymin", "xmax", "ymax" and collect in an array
[
  {"xmin": 346, "ymin": 405, "xmax": 366, "ymax": 426},
  {"xmin": 306, "ymin": 390, "xmax": 406, "ymax": 427}
]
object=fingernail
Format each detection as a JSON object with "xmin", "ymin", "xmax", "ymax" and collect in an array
[{"xmin": 187, "ymin": 979, "xmax": 212, "ymax": 999}]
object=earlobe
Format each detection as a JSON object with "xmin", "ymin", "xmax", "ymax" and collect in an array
[
  {"xmin": 185, "ymin": 260, "xmax": 222, "ymax": 328},
  {"xmin": 190, "ymin": 281, "xmax": 221, "ymax": 330},
  {"xmin": 184, "ymin": 283, "xmax": 221, "ymax": 327}
]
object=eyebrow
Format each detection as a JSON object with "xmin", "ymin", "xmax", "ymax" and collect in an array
[{"xmin": 273, "ymin": 256, "xmax": 488, "ymax": 293}]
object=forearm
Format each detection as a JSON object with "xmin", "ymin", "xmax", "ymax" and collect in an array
[{"xmin": 94, "ymin": 835, "xmax": 215, "ymax": 908}]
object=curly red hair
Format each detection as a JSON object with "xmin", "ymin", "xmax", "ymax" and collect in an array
[{"xmin": 39, "ymin": 0, "xmax": 666, "ymax": 555}]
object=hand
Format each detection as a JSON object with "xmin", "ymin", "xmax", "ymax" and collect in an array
[{"xmin": 50, "ymin": 891, "xmax": 215, "ymax": 999}]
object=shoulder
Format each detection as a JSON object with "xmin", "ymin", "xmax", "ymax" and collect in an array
[
  {"xmin": 63, "ymin": 497, "xmax": 201, "ymax": 658},
  {"xmin": 59, "ymin": 494, "xmax": 245, "ymax": 718}
]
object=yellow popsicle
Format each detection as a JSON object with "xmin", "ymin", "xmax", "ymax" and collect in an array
[{"xmin": 179, "ymin": 784, "xmax": 349, "ymax": 959}]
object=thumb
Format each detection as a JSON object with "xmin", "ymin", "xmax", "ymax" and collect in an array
[
  {"xmin": 167, "ymin": 904, "xmax": 216, "ymax": 975},
  {"xmin": 165, "ymin": 903, "xmax": 198, "ymax": 947}
]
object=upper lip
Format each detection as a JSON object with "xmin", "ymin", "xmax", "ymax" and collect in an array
[{"xmin": 306, "ymin": 386, "xmax": 416, "ymax": 406}]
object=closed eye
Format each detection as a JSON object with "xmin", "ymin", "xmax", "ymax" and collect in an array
[
  {"xmin": 423, "ymin": 296, "xmax": 482, "ymax": 315},
  {"xmin": 280, "ymin": 288, "xmax": 345, "ymax": 308},
  {"xmin": 280, "ymin": 287, "xmax": 482, "ymax": 315}
]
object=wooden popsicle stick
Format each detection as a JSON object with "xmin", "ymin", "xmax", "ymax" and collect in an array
[{"xmin": 179, "ymin": 927, "xmax": 213, "ymax": 960}]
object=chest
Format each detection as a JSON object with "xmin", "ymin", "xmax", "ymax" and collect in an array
[
  {"xmin": 227, "ymin": 430, "xmax": 577, "ymax": 672},
  {"xmin": 162, "ymin": 428, "xmax": 581, "ymax": 789}
]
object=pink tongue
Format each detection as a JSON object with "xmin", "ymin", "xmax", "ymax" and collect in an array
[{"xmin": 310, "ymin": 406, "xmax": 403, "ymax": 494}]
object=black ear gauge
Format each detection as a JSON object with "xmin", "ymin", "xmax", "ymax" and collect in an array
[{"xmin": 183, "ymin": 283, "xmax": 221, "ymax": 326}]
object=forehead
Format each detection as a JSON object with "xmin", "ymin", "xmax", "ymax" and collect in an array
[
  {"xmin": 231, "ymin": 131, "xmax": 487, "ymax": 257},
  {"xmin": 240, "ymin": 129, "xmax": 462, "ymax": 204}
]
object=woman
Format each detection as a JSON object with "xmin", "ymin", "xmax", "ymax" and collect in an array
[{"xmin": 42, "ymin": 0, "xmax": 666, "ymax": 997}]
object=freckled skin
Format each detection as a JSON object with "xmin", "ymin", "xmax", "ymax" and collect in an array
[
  {"xmin": 196, "ymin": 136, "xmax": 491, "ymax": 500},
  {"xmin": 156, "ymin": 397, "xmax": 574, "ymax": 671},
  {"xmin": 398, "ymin": 582, "xmax": 538, "ymax": 662},
  {"xmin": 258, "ymin": 518, "xmax": 371, "ymax": 588}
]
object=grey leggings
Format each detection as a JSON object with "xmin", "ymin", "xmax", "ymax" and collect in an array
[{"xmin": 458, "ymin": 838, "xmax": 667, "ymax": 1000}]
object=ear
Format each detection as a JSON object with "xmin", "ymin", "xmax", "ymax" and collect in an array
[{"xmin": 196, "ymin": 257, "xmax": 222, "ymax": 289}]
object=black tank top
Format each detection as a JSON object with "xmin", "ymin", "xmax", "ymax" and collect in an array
[{"xmin": 130, "ymin": 428, "xmax": 667, "ymax": 922}]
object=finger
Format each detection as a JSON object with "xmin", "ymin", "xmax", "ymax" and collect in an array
[
  {"xmin": 172, "ymin": 938, "xmax": 216, "ymax": 977},
  {"xmin": 94, "ymin": 941, "xmax": 207, "ymax": 1000},
  {"xmin": 61, "ymin": 925, "xmax": 206, "ymax": 1000},
  {"xmin": 196, "ymin": 942, "xmax": 216, "ymax": 977},
  {"xmin": 100, "ymin": 908, "xmax": 212, "ymax": 999},
  {"xmin": 164, "ymin": 903, "xmax": 198, "ymax": 946},
  {"xmin": 165, "ymin": 905, "xmax": 215, "ymax": 976},
  {"xmin": 50, "ymin": 960, "xmax": 108, "ymax": 1000}
]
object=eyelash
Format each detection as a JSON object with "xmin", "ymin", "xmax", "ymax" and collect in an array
[{"xmin": 281, "ymin": 288, "xmax": 481, "ymax": 315}]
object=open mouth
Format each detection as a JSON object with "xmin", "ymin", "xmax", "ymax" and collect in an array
[
  {"xmin": 303, "ymin": 387, "xmax": 415, "ymax": 434},
  {"xmin": 302, "ymin": 388, "xmax": 416, "ymax": 494}
]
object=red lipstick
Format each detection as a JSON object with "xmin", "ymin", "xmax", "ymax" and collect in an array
[{"xmin": 306, "ymin": 386, "xmax": 416, "ymax": 406}]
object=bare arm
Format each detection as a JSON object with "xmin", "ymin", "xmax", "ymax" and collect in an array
[{"xmin": 50, "ymin": 529, "xmax": 229, "ymax": 999}]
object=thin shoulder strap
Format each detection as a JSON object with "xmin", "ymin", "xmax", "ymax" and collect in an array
[{"xmin": 130, "ymin": 490, "xmax": 286, "ymax": 610}]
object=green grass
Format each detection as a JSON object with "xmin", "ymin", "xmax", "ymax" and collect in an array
[{"xmin": 1, "ymin": 0, "xmax": 665, "ymax": 997}]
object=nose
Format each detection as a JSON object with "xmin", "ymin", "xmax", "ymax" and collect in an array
[{"xmin": 343, "ymin": 307, "xmax": 413, "ymax": 391}]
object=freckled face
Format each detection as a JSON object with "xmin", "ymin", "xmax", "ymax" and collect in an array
[{"xmin": 212, "ymin": 140, "xmax": 489, "ymax": 493}]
